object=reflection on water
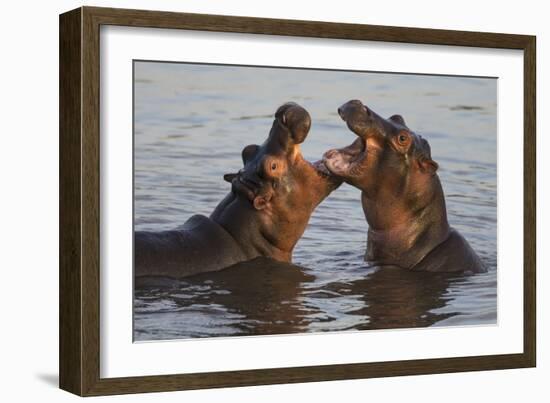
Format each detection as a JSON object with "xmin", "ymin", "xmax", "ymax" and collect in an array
[{"xmin": 133, "ymin": 61, "xmax": 497, "ymax": 341}]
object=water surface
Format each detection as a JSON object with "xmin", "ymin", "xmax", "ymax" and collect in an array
[{"xmin": 133, "ymin": 62, "xmax": 497, "ymax": 341}]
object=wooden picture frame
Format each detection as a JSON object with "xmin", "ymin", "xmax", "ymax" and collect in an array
[{"xmin": 59, "ymin": 6, "xmax": 536, "ymax": 396}]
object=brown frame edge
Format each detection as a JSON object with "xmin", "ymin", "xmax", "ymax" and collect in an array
[{"xmin": 59, "ymin": 6, "xmax": 536, "ymax": 396}]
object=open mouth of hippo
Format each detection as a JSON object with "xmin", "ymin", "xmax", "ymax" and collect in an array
[
  {"xmin": 322, "ymin": 135, "xmax": 368, "ymax": 177},
  {"xmin": 322, "ymin": 101, "xmax": 377, "ymax": 177},
  {"xmin": 311, "ymin": 159, "xmax": 335, "ymax": 178}
]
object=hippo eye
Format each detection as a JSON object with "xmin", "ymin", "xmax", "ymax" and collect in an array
[
  {"xmin": 271, "ymin": 162, "xmax": 277, "ymax": 171},
  {"xmin": 397, "ymin": 133, "xmax": 409, "ymax": 145}
]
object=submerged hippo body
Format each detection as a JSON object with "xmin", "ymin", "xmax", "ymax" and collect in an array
[
  {"xmin": 323, "ymin": 100, "xmax": 486, "ymax": 273},
  {"xmin": 135, "ymin": 103, "xmax": 341, "ymax": 278}
]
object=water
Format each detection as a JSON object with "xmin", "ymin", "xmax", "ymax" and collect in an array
[{"xmin": 133, "ymin": 61, "xmax": 497, "ymax": 341}]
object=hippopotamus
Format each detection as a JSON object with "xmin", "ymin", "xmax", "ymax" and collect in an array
[
  {"xmin": 322, "ymin": 99, "xmax": 486, "ymax": 273},
  {"xmin": 135, "ymin": 102, "xmax": 341, "ymax": 278}
]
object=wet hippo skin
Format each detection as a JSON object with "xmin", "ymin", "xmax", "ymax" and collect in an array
[
  {"xmin": 323, "ymin": 100, "xmax": 486, "ymax": 273},
  {"xmin": 135, "ymin": 103, "xmax": 341, "ymax": 278}
]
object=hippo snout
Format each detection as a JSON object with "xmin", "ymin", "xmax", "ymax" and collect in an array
[
  {"xmin": 338, "ymin": 100, "xmax": 372, "ymax": 122},
  {"xmin": 275, "ymin": 102, "xmax": 311, "ymax": 144}
]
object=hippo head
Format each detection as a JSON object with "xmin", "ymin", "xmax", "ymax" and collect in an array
[
  {"xmin": 323, "ymin": 99, "xmax": 438, "ymax": 199},
  {"xmin": 223, "ymin": 103, "xmax": 341, "ymax": 253}
]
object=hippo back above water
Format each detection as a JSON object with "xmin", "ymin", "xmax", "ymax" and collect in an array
[{"xmin": 323, "ymin": 99, "xmax": 486, "ymax": 274}]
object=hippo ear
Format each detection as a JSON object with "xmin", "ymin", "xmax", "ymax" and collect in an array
[
  {"xmin": 389, "ymin": 114, "xmax": 407, "ymax": 127},
  {"xmin": 417, "ymin": 158, "xmax": 439, "ymax": 175},
  {"xmin": 242, "ymin": 144, "xmax": 260, "ymax": 165},
  {"xmin": 223, "ymin": 173, "xmax": 237, "ymax": 183},
  {"xmin": 253, "ymin": 194, "xmax": 272, "ymax": 210},
  {"xmin": 275, "ymin": 102, "xmax": 311, "ymax": 144}
]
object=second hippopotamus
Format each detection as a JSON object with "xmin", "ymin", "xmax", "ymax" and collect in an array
[
  {"xmin": 323, "ymin": 99, "xmax": 486, "ymax": 273},
  {"xmin": 135, "ymin": 102, "xmax": 341, "ymax": 278}
]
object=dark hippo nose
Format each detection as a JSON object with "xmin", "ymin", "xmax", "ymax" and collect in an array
[
  {"xmin": 274, "ymin": 102, "xmax": 311, "ymax": 145},
  {"xmin": 338, "ymin": 100, "xmax": 370, "ymax": 121}
]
